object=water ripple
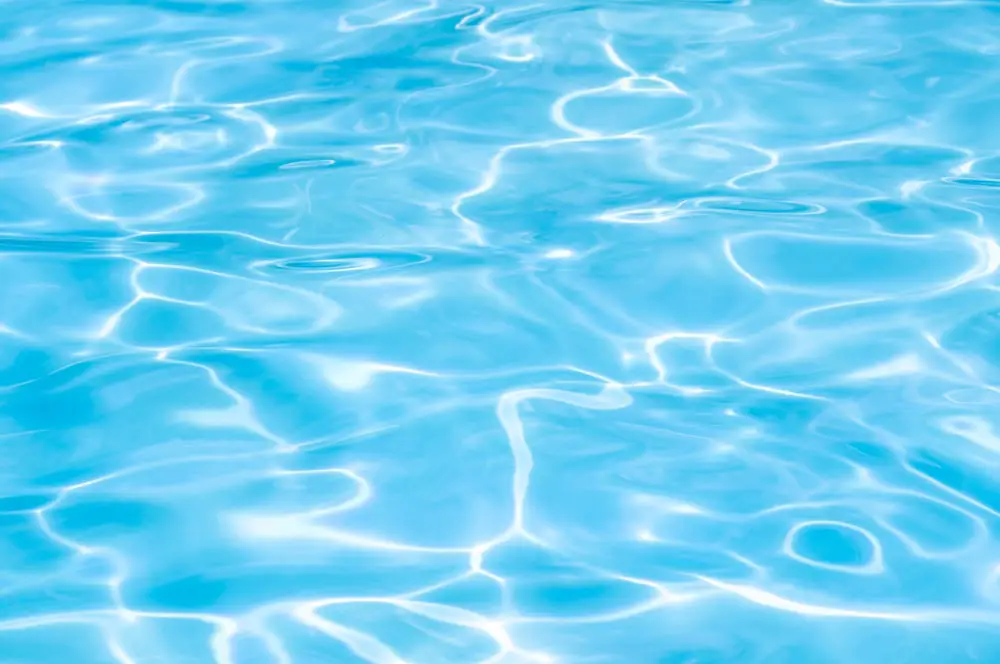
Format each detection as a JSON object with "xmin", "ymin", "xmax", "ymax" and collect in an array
[{"xmin": 3, "ymin": 0, "xmax": 1000, "ymax": 662}]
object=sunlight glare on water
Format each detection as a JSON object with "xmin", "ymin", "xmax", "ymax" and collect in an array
[{"xmin": 3, "ymin": 0, "xmax": 1000, "ymax": 662}]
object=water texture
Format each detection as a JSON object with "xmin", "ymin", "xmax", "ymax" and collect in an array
[{"xmin": 2, "ymin": 0, "xmax": 1000, "ymax": 662}]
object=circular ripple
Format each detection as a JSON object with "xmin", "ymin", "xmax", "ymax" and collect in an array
[
  {"xmin": 784, "ymin": 520, "xmax": 884, "ymax": 574},
  {"xmin": 695, "ymin": 197, "xmax": 824, "ymax": 215},
  {"xmin": 258, "ymin": 250, "xmax": 430, "ymax": 277}
]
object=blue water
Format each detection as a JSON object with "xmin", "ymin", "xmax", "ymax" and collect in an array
[{"xmin": 3, "ymin": 1, "xmax": 1000, "ymax": 662}]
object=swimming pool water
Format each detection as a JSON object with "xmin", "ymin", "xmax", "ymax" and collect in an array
[{"xmin": 3, "ymin": 0, "xmax": 1000, "ymax": 662}]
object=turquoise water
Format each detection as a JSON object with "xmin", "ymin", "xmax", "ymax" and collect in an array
[{"xmin": 3, "ymin": 0, "xmax": 1000, "ymax": 662}]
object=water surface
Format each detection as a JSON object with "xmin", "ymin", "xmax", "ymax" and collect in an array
[{"xmin": 3, "ymin": 1, "xmax": 1000, "ymax": 662}]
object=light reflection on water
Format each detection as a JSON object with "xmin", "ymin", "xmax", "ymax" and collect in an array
[{"xmin": 2, "ymin": 1, "xmax": 1000, "ymax": 662}]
